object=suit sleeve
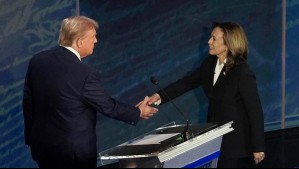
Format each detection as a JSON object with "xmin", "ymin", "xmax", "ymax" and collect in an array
[
  {"xmin": 238, "ymin": 65, "xmax": 265, "ymax": 152},
  {"xmin": 82, "ymin": 71, "xmax": 140, "ymax": 126},
  {"xmin": 22, "ymin": 69, "xmax": 33, "ymax": 146},
  {"xmin": 158, "ymin": 57, "xmax": 211, "ymax": 104}
]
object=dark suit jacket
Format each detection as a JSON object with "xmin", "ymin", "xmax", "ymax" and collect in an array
[
  {"xmin": 23, "ymin": 46, "xmax": 140, "ymax": 167},
  {"xmin": 158, "ymin": 55, "xmax": 265, "ymax": 158}
]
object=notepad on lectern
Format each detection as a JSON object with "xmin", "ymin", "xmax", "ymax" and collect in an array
[{"xmin": 128, "ymin": 133, "xmax": 181, "ymax": 145}]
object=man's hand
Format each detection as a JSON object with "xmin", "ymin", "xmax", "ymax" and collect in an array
[
  {"xmin": 135, "ymin": 93, "xmax": 161, "ymax": 107},
  {"xmin": 137, "ymin": 96, "xmax": 158, "ymax": 119}
]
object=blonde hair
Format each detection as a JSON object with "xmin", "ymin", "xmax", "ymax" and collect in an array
[
  {"xmin": 212, "ymin": 22, "xmax": 248, "ymax": 72},
  {"xmin": 58, "ymin": 16, "xmax": 99, "ymax": 46}
]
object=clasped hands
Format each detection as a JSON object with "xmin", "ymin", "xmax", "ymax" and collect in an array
[{"xmin": 136, "ymin": 94, "xmax": 161, "ymax": 119}]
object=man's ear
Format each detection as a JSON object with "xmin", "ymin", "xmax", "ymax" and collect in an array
[{"xmin": 76, "ymin": 38, "xmax": 83, "ymax": 48}]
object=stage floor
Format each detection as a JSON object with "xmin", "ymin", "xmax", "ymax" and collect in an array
[{"xmin": 259, "ymin": 126, "xmax": 299, "ymax": 168}]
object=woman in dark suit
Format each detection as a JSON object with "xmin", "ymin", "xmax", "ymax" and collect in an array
[
  {"xmin": 148, "ymin": 22, "xmax": 265, "ymax": 168},
  {"xmin": 22, "ymin": 16, "xmax": 157, "ymax": 168}
]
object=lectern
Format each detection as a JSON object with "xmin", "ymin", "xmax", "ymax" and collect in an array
[{"xmin": 99, "ymin": 121, "xmax": 233, "ymax": 168}]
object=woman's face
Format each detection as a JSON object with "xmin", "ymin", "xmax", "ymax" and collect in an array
[{"xmin": 208, "ymin": 27, "xmax": 228, "ymax": 59}]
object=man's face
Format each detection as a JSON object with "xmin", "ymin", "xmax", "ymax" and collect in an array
[{"xmin": 79, "ymin": 28, "xmax": 97, "ymax": 58}]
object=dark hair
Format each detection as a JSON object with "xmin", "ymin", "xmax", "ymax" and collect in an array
[{"xmin": 212, "ymin": 22, "xmax": 248, "ymax": 72}]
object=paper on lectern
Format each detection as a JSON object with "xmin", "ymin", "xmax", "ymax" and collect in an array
[{"xmin": 128, "ymin": 133, "xmax": 181, "ymax": 145}]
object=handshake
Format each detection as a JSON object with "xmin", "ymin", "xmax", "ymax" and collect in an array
[{"xmin": 136, "ymin": 93, "xmax": 161, "ymax": 119}]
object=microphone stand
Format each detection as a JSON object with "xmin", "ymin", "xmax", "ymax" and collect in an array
[
  {"xmin": 183, "ymin": 120, "xmax": 191, "ymax": 141},
  {"xmin": 151, "ymin": 76, "xmax": 192, "ymax": 141}
]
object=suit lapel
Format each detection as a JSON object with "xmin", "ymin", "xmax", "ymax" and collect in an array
[{"xmin": 213, "ymin": 66, "xmax": 230, "ymax": 88}]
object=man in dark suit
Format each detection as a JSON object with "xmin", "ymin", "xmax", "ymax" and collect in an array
[
  {"xmin": 147, "ymin": 22, "xmax": 265, "ymax": 168},
  {"xmin": 22, "ymin": 16, "xmax": 158, "ymax": 168}
]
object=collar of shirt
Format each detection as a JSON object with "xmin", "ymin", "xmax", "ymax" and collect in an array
[
  {"xmin": 217, "ymin": 58, "xmax": 226, "ymax": 66},
  {"xmin": 215, "ymin": 58, "xmax": 226, "ymax": 72},
  {"xmin": 61, "ymin": 46, "xmax": 81, "ymax": 61},
  {"xmin": 213, "ymin": 58, "xmax": 227, "ymax": 85}
]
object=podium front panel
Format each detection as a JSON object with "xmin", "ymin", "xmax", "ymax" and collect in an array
[
  {"xmin": 99, "ymin": 121, "xmax": 233, "ymax": 168},
  {"xmin": 162, "ymin": 136, "xmax": 222, "ymax": 168}
]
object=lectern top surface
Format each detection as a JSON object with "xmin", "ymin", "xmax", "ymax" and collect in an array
[{"xmin": 100, "ymin": 123, "xmax": 220, "ymax": 156}]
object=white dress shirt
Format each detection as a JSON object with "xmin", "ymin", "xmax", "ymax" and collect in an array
[{"xmin": 213, "ymin": 58, "xmax": 226, "ymax": 85}]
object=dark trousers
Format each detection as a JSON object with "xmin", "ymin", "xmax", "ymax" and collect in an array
[{"xmin": 30, "ymin": 145, "xmax": 97, "ymax": 168}]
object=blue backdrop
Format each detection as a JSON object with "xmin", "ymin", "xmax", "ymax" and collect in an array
[
  {"xmin": 0, "ymin": 0, "xmax": 298, "ymax": 167},
  {"xmin": 286, "ymin": 0, "xmax": 299, "ymax": 128},
  {"xmin": 0, "ymin": 0, "xmax": 76, "ymax": 167}
]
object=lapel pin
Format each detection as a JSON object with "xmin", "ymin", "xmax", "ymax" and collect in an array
[{"xmin": 223, "ymin": 72, "xmax": 226, "ymax": 76}]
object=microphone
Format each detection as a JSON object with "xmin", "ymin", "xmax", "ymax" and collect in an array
[{"xmin": 150, "ymin": 76, "xmax": 191, "ymax": 141}]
